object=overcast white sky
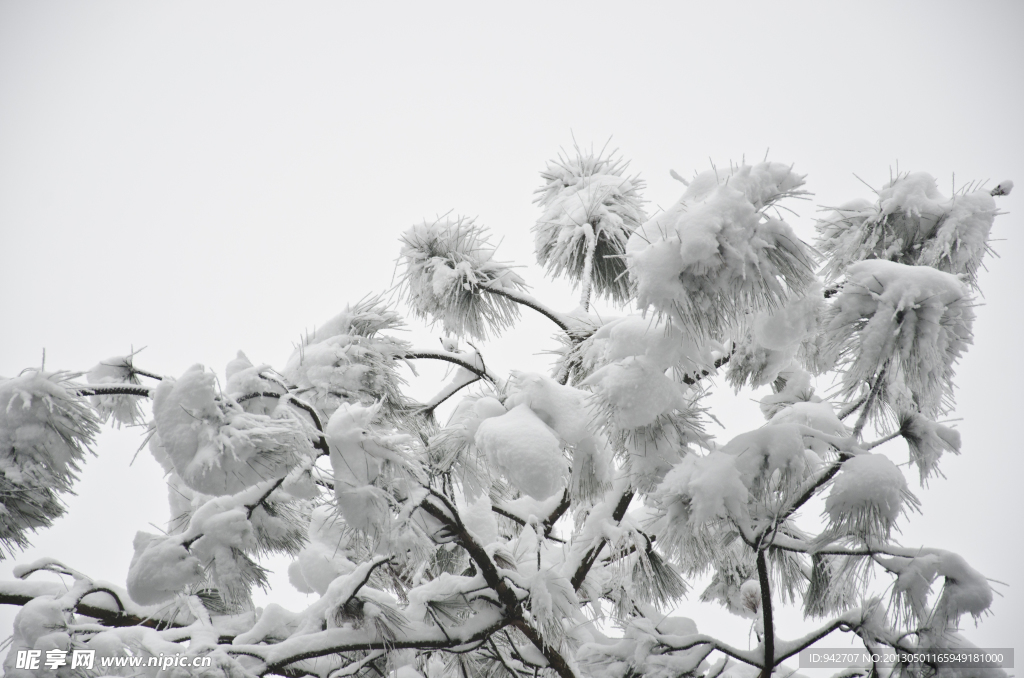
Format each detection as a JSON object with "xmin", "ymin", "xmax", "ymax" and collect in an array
[{"xmin": 1, "ymin": 0, "xmax": 1021, "ymax": 667}]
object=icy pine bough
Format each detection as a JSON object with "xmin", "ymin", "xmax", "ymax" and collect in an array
[
  {"xmin": 816, "ymin": 171, "xmax": 1002, "ymax": 287},
  {"xmin": 626, "ymin": 162, "xmax": 817, "ymax": 339},
  {"xmin": 533, "ymin": 146, "xmax": 647, "ymax": 307},
  {"xmin": 0, "ymin": 148, "xmax": 1012, "ymax": 678},
  {"xmin": 823, "ymin": 259, "xmax": 974, "ymax": 419},
  {"xmin": 399, "ymin": 216, "xmax": 527, "ymax": 340}
]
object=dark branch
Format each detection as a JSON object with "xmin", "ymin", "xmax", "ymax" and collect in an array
[
  {"xmin": 480, "ymin": 285, "xmax": 571, "ymax": 334},
  {"xmin": 756, "ymin": 550, "xmax": 775, "ymax": 678},
  {"xmin": 571, "ymin": 490, "xmax": 634, "ymax": 591},
  {"xmin": 404, "ymin": 351, "xmax": 496, "ymax": 383}
]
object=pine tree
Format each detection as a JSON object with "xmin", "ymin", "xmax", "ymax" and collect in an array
[{"xmin": 0, "ymin": 148, "xmax": 1011, "ymax": 678}]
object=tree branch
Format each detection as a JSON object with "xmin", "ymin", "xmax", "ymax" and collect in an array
[
  {"xmin": 570, "ymin": 490, "xmax": 634, "ymax": 591},
  {"xmin": 756, "ymin": 550, "xmax": 775, "ymax": 678},
  {"xmin": 404, "ymin": 350, "xmax": 498, "ymax": 383},
  {"xmin": 75, "ymin": 384, "xmax": 152, "ymax": 398},
  {"xmin": 480, "ymin": 284, "xmax": 572, "ymax": 334}
]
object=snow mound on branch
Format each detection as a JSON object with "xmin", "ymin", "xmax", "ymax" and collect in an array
[
  {"xmin": 474, "ymin": 403, "xmax": 567, "ymax": 501},
  {"xmin": 2, "ymin": 596, "xmax": 69, "ymax": 676},
  {"xmin": 506, "ymin": 372, "xmax": 591, "ymax": 445},
  {"xmin": 770, "ymin": 401, "xmax": 845, "ymax": 455},
  {"xmin": 291, "ymin": 505, "xmax": 356, "ymax": 595},
  {"xmin": 823, "ymin": 454, "xmax": 918, "ymax": 542},
  {"xmin": 0, "ymin": 370, "xmax": 99, "ymax": 556},
  {"xmin": 770, "ymin": 401, "xmax": 845, "ymax": 436},
  {"xmin": 225, "ymin": 351, "xmax": 285, "ymax": 416},
  {"xmin": 152, "ymin": 365, "xmax": 311, "ymax": 496},
  {"xmin": 505, "ymin": 372, "xmax": 613, "ymax": 500},
  {"xmin": 823, "ymin": 260, "xmax": 974, "ymax": 417},
  {"xmin": 326, "ymin": 402, "xmax": 424, "ymax": 533},
  {"xmin": 429, "ymin": 395, "xmax": 505, "ymax": 500},
  {"xmin": 721, "ymin": 424, "xmax": 815, "ymax": 494},
  {"xmin": 728, "ymin": 286, "xmax": 826, "ymax": 390},
  {"xmin": 583, "ymin": 356, "xmax": 689, "ymax": 430},
  {"xmin": 599, "ymin": 315, "xmax": 717, "ymax": 375},
  {"xmin": 655, "ymin": 452, "xmax": 748, "ymax": 527},
  {"xmin": 817, "ymin": 172, "xmax": 999, "ymax": 287},
  {"xmin": 555, "ymin": 313, "xmax": 718, "ymax": 387},
  {"xmin": 533, "ymin": 147, "xmax": 646, "ymax": 304},
  {"xmin": 682, "ymin": 161, "xmax": 808, "ymax": 209},
  {"xmin": 626, "ymin": 162, "xmax": 816, "ymax": 338},
  {"xmin": 126, "ymin": 531, "xmax": 203, "ymax": 605},
  {"xmin": 398, "ymin": 216, "xmax": 526, "ymax": 340},
  {"xmin": 459, "ymin": 494, "xmax": 498, "ymax": 546}
]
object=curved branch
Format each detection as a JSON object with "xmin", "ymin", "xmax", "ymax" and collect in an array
[
  {"xmin": 480, "ymin": 284, "xmax": 572, "ymax": 334},
  {"xmin": 420, "ymin": 373, "xmax": 483, "ymax": 417},
  {"xmin": 404, "ymin": 350, "xmax": 498, "ymax": 383}
]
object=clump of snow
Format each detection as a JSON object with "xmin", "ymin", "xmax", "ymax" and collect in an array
[
  {"xmin": 721, "ymin": 424, "xmax": 815, "ymax": 495},
  {"xmin": 327, "ymin": 402, "xmax": 423, "ymax": 534},
  {"xmin": 152, "ymin": 365, "xmax": 311, "ymax": 496},
  {"xmin": 428, "ymin": 394, "xmax": 505, "ymax": 499},
  {"xmin": 626, "ymin": 162, "xmax": 816, "ymax": 339},
  {"xmin": 86, "ymin": 355, "xmax": 146, "ymax": 426},
  {"xmin": 284, "ymin": 297, "xmax": 411, "ymax": 419},
  {"xmin": 770, "ymin": 401, "xmax": 845, "ymax": 436},
  {"xmin": 757, "ymin": 365, "xmax": 818, "ymax": 419},
  {"xmin": 655, "ymin": 452, "xmax": 748, "ymax": 528},
  {"xmin": 290, "ymin": 506, "xmax": 356, "ymax": 595},
  {"xmin": 474, "ymin": 403, "xmax": 567, "ymax": 501},
  {"xmin": 0, "ymin": 370, "xmax": 99, "ymax": 556},
  {"xmin": 225, "ymin": 351, "xmax": 285, "ymax": 415},
  {"xmin": 583, "ymin": 356, "xmax": 689, "ymax": 430},
  {"xmin": 888, "ymin": 549, "xmax": 993, "ymax": 631},
  {"xmin": 823, "ymin": 260, "xmax": 974, "ymax": 417},
  {"xmin": 2, "ymin": 596, "xmax": 69, "ymax": 677},
  {"xmin": 899, "ymin": 412, "xmax": 960, "ymax": 484},
  {"xmin": 190, "ymin": 506, "xmax": 266, "ymax": 605},
  {"xmin": 822, "ymin": 454, "xmax": 918, "ymax": 542},
  {"xmin": 533, "ymin": 147, "xmax": 647, "ymax": 304},
  {"xmin": 817, "ymin": 172, "xmax": 998, "ymax": 288},
  {"xmin": 398, "ymin": 216, "xmax": 526, "ymax": 339},
  {"xmin": 555, "ymin": 313, "xmax": 718, "ymax": 387},
  {"xmin": 234, "ymin": 603, "xmax": 299, "ymax": 645},
  {"xmin": 459, "ymin": 494, "xmax": 498, "ymax": 546},
  {"xmin": 728, "ymin": 286, "xmax": 826, "ymax": 390},
  {"xmin": 528, "ymin": 567, "xmax": 579, "ymax": 646},
  {"xmin": 126, "ymin": 531, "xmax": 203, "ymax": 605},
  {"xmin": 506, "ymin": 372, "xmax": 591, "ymax": 445}
]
